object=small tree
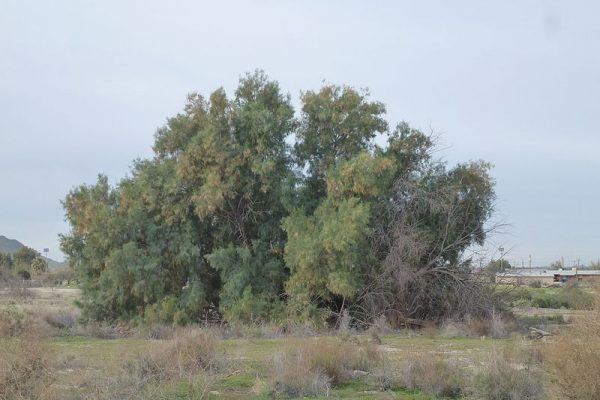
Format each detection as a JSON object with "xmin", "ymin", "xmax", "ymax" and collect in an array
[
  {"xmin": 13, "ymin": 247, "xmax": 40, "ymax": 270},
  {"xmin": 31, "ymin": 256, "xmax": 47, "ymax": 275},
  {"xmin": 0, "ymin": 253, "xmax": 12, "ymax": 270},
  {"xmin": 485, "ymin": 259, "xmax": 512, "ymax": 282},
  {"xmin": 549, "ymin": 259, "xmax": 563, "ymax": 269}
]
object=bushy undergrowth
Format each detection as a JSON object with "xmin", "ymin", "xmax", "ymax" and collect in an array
[
  {"xmin": 271, "ymin": 338, "xmax": 382, "ymax": 397},
  {"xmin": 507, "ymin": 284, "xmax": 594, "ymax": 309}
]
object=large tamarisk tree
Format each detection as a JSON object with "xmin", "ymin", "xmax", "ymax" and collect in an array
[
  {"xmin": 62, "ymin": 72, "xmax": 295, "ymax": 323},
  {"xmin": 61, "ymin": 71, "xmax": 497, "ymax": 325}
]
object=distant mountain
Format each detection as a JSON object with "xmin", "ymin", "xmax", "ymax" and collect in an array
[
  {"xmin": 0, "ymin": 235, "xmax": 24, "ymax": 254},
  {"xmin": 0, "ymin": 235, "xmax": 66, "ymax": 269}
]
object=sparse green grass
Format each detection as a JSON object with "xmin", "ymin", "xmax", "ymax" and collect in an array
[
  {"xmin": 0, "ymin": 287, "xmax": 557, "ymax": 399},
  {"xmin": 0, "ymin": 333, "xmax": 525, "ymax": 399}
]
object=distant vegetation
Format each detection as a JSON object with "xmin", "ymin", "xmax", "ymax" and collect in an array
[
  {"xmin": 61, "ymin": 71, "xmax": 497, "ymax": 327},
  {"xmin": 0, "ymin": 235, "xmax": 65, "ymax": 270},
  {"xmin": 0, "ymin": 246, "xmax": 47, "ymax": 277}
]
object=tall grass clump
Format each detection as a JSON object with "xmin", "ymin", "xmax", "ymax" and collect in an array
[
  {"xmin": 271, "ymin": 338, "xmax": 382, "ymax": 397},
  {"xmin": 473, "ymin": 350, "xmax": 546, "ymax": 400},
  {"xmin": 127, "ymin": 330, "xmax": 221, "ymax": 383},
  {"xmin": 542, "ymin": 294, "xmax": 600, "ymax": 399},
  {"xmin": 394, "ymin": 353, "xmax": 464, "ymax": 398}
]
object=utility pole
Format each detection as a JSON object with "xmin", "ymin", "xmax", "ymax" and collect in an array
[
  {"xmin": 529, "ymin": 254, "xmax": 532, "ymax": 271},
  {"xmin": 499, "ymin": 246, "xmax": 505, "ymax": 272},
  {"xmin": 43, "ymin": 248, "xmax": 49, "ymax": 272}
]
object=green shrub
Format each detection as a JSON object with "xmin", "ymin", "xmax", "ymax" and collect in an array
[{"xmin": 531, "ymin": 287, "xmax": 594, "ymax": 310}]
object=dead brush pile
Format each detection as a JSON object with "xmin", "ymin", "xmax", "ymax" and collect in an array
[
  {"xmin": 0, "ymin": 340, "xmax": 52, "ymax": 399},
  {"xmin": 271, "ymin": 337, "xmax": 383, "ymax": 397},
  {"xmin": 542, "ymin": 293, "xmax": 600, "ymax": 399}
]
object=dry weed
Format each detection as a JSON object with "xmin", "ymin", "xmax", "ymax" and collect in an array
[
  {"xmin": 396, "ymin": 352, "xmax": 464, "ymax": 398},
  {"xmin": 127, "ymin": 330, "xmax": 221, "ymax": 383},
  {"xmin": 473, "ymin": 350, "xmax": 546, "ymax": 400},
  {"xmin": 271, "ymin": 337, "xmax": 382, "ymax": 397},
  {"xmin": 0, "ymin": 339, "xmax": 52, "ymax": 399},
  {"xmin": 542, "ymin": 294, "xmax": 600, "ymax": 399}
]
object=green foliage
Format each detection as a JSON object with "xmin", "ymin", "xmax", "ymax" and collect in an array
[
  {"xmin": 485, "ymin": 259, "xmax": 511, "ymax": 275},
  {"xmin": 507, "ymin": 285, "xmax": 594, "ymax": 310},
  {"xmin": 60, "ymin": 71, "xmax": 497, "ymax": 326},
  {"xmin": 284, "ymin": 197, "xmax": 372, "ymax": 317},
  {"xmin": 13, "ymin": 246, "xmax": 39, "ymax": 267},
  {"xmin": 0, "ymin": 253, "xmax": 12, "ymax": 270},
  {"xmin": 30, "ymin": 256, "xmax": 47, "ymax": 275},
  {"xmin": 11, "ymin": 246, "xmax": 44, "ymax": 274},
  {"xmin": 207, "ymin": 241, "xmax": 285, "ymax": 322},
  {"xmin": 549, "ymin": 259, "xmax": 563, "ymax": 269}
]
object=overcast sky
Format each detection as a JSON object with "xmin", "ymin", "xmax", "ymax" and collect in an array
[{"xmin": 1, "ymin": 0, "xmax": 598, "ymax": 266}]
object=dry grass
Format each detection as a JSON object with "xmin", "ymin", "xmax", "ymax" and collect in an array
[
  {"xmin": 271, "ymin": 337, "xmax": 383, "ymax": 397},
  {"xmin": 542, "ymin": 295, "xmax": 600, "ymax": 399},
  {"xmin": 60, "ymin": 330, "xmax": 223, "ymax": 399},
  {"xmin": 0, "ymin": 306, "xmax": 27, "ymax": 337},
  {"xmin": 0, "ymin": 340, "xmax": 52, "ymax": 400},
  {"xmin": 127, "ymin": 329, "xmax": 221, "ymax": 383},
  {"xmin": 439, "ymin": 312, "xmax": 513, "ymax": 339},
  {"xmin": 473, "ymin": 350, "xmax": 546, "ymax": 400},
  {"xmin": 394, "ymin": 353, "xmax": 464, "ymax": 398}
]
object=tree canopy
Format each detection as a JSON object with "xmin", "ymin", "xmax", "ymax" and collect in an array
[{"xmin": 61, "ymin": 71, "xmax": 496, "ymax": 326}]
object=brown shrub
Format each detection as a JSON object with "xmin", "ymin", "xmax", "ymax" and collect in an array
[
  {"xmin": 395, "ymin": 353, "xmax": 464, "ymax": 398},
  {"xmin": 73, "ymin": 322, "xmax": 131, "ymax": 339},
  {"xmin": 271, "ymin": 337, "xmax": 382, "ymax": 397},
  {"xmin": 0, "ymin": 340, "xmax": 52, "ymax": 399},
  {"xmin": 0, "ymin": 306, "xmax": 27, "ymax": 337},
  {"xmin": 43, "ymin": 310, "xmax": 77, "ymax": 331},
  {"xmin": 542, "ymin": 296, "xmax": 600, "ymax": 399},
  {"xmin": 127, "ymin": 330, "xmax": 220, "ymax": 383}
]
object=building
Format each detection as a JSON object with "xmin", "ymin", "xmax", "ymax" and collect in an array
[{"xmin": 496, "ymin": 268, "xmax": 600, "ymax": 286}]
